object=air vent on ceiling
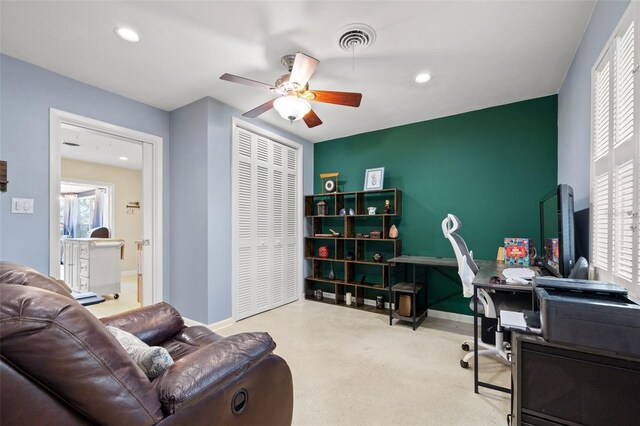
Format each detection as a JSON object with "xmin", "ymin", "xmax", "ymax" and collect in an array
[
  {"xmin": 63, "ymin": 142, "xmax": 80, "ymax": 147},
  {"xmin": 337, "ymin": 23, "xmax": 376, "ymax": 51}
]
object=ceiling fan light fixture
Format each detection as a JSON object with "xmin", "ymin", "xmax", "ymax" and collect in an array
[{"xmin": 273, "ymin": 95, "xmax": 311, "ymax": 122}]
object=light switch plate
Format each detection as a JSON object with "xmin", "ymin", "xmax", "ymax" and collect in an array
[{"xmin": 11, "ymin": 197, "xmax": 34, "ymax": 214}]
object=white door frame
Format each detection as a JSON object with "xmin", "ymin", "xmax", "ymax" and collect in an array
[
  {"xmin": 49, "ymin": 108, "xmax": 163, "ymax": 304},
  {"xmin": 231, "ymin": 117, "xmax": 304, "ymax": 321}
]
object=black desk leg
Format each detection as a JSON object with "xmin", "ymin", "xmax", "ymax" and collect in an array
[
  {"xmin": 412, "ymin": 264, "xmax": 417, "ymax": 331},
  {"xmin": 474, "ymin": 285, "xmax": 479, "ymax": 394},
  {"xmin": 389, "ymin": 266, "xmax": 393, "ymax": 326}
]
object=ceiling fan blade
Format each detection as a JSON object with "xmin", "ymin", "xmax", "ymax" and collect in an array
[
  {"xmin": 290, "ymin": 53, "xmax": 319, "ymax": 88},
  {"xmin": 303, "ymin": 109, "xmax": 323, "ymax": 128},
  {"xmin": 220, "ymin": 73, "xmax": 275, "ymax": 90},
  {"xmin": 311, "ymin": 90, "xmax": 362, "ymax": 107},
  {"xmin": 242, "ymin": 99, "xmax": 275, "ymax": 118}
]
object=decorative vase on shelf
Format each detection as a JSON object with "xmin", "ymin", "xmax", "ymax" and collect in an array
[
  {"xmin": 329, "ymin": 264, "xmax": 335, "ymax": 280},
  {"xmin": 318, "ymin": 246, "xmax": 330, "ymax": 258}
]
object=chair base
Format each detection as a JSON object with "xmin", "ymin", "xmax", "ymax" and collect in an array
[{"xmin": 459, "ymin": 330, "xmax": 510, "ymax": 369}]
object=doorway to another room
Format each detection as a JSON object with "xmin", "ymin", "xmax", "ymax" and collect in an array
[{"xmin": 50, "ymin": 109, "xmax": 164, "ymax": 317}]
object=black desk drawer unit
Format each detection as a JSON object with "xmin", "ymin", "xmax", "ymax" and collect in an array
[{"xmin": 513, "ymin": 338, "xmax": 640, "ymax": 425}]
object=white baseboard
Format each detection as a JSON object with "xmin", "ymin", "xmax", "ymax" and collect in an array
[
  {"xmin": 428, "ymin": 309, "xmax": 473, "ymax": 324},
  {"xmin": 182, "ymin": 317, "xmax": 206, "ymax": 327},
  {"xmin": 316, "ymin": 292, "xmax": 473, "ymax": 324},
  {"xmin": 121, "ymin": 270, "xmax": 137, "ymax": 276},
  {"xmin": 208, "ymin": 317, "xmax": 234, "ymax": 331}
]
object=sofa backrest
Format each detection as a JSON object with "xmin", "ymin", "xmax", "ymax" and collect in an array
[
  {"xmin": 0, "ymin": 261, "xmax": 73, "ymax": 298},
  {"xmin": 0, "ymin": 264, "xmax": 164, "ymax": 425}
]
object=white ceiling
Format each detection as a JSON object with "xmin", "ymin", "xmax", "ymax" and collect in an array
[
  {"xmin": 0, "ymin": 1, "xmax": 595, "ymax": 143},
  {"xmin": 61, "ymin": 124, "xmax": 143, "ymax": 170}
]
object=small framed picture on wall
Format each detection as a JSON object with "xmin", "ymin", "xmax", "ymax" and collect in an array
[{"xmin": 364, "ymin": 167, "xmax": 385, "ymax": 191}]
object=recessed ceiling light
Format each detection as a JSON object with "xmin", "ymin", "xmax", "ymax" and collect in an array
[
  {"xmin": 414, "ymin": 72, "xmax": 432, "ymax": 84},
  {"xmin": 119, "ymin": 156, "xmax": 128, "ymax": 161},
  {"xmin": 114, "ymin": 27, "xmax": 141, "ymax": 43}
]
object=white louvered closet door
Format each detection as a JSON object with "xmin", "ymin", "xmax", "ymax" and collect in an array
[
  {"xmin": 234, "ymin": 126, "xmax": 299, "ymax": 320},
  {"xmin": 591, "ymin": 13, "xmax": 640, "ymax": 291}
]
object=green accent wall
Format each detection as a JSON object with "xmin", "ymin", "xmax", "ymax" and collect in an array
[{"xmin": 314, "ymin": 95, "xmax": 558, "ymax": 315}]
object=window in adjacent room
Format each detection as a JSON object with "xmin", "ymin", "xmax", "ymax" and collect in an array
[{"xmin": 591, "ymin": 4, "xmax": 640, "ymax": 296}]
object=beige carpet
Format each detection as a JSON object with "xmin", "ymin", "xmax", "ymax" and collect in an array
[{"xmin": 215, "ymin": 299, "xmax": 511, "ymax": 426}]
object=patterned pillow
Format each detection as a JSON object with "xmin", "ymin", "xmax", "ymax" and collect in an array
[{"xmin": 106, "ymin": 326, "xmax": 174, "ymax": 379}]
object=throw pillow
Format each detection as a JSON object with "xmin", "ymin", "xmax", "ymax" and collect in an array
[{"xmin": 106, "ymin": 326, "xmax": 174, "ymax": 379}]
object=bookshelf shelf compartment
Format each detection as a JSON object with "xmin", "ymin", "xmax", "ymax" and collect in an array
[{"xmin": 304, "ymin": 188, "xmax": 402, "ymax": 314}]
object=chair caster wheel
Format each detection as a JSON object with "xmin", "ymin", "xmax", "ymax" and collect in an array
[
  {"xmin": 114, "ymin": 293, "xmax": 119, "ymax": 299},
  {"xmin": 460, "ymin": 360, "xmax": 469, "ymax": 369},
  {"xmin": 461, "ymin": 343, "xmax": 470, "ymax": 351}
]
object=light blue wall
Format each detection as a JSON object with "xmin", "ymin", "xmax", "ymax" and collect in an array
[
  {"xmin": 558, "ymin": 0, "xmax": 630, "ymax": 210},
  {"xmin": 0, "ymin": 54, "xmax": 172, "ymax": 298},
  {"xmin": 1, "ymin": 54, "xmax": 314, "ymax": 324},
  {"xmin": 170, "ymin": 96, "xmax": 314, "ymax": 324},
  {"xmin": 169, "ymin": 98, "xmax": 209, "ymax": 320}
]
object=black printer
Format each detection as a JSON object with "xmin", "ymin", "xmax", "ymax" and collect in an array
[{"xmin": 533, "ymin": 277, "xmax": 640, "ymax": 359}]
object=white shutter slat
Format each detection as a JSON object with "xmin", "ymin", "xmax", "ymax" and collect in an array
[
  {"xmin": 613, "ymin": 160, "xmax": 635, "ymax": 281},
  {"xmin": 272, "ymin": 245, "xmax": 284, "ymax": 304},
  {"xmin": 236, "ymin": 247, "xmax": 254, "ymax": 317},
  {"xmin": 257, "ymin": 165, "xmax": 269, "ymax": 239},
  {"xmin": 238, "ymin": 131, "xmax": 252, "ymax": 158},
  {"xmin": 238, "ymin": 161, "xmax": 252, "ymax": 240},
  {"xmin": 287, "ymin": 173, "xmax": 296, "ymax": 238},
  {"xmin": 256, "ymin": 245, "xmax": 269, "ymax": 309},
  {"xmin": 614, "ymin": 21, "xmax": 634, "ymax": 148},
  {"xmin": 273, "ymin": 143, "xmax": 283, "ymax": 167},
  {"xmin": 257, "ymin": 137, "xmax": 269, "ymax": 163},
  {"xmin": 287, "ymin": 148, "xmax": 296, "ymax": 170},
  {"xmin": 286, "ymin": 243, "xmax": 296, "ymax": 300},
  {"xmin": 593, "ymin": 173, "xmax": 610, "ymax": 270},
  {"xmin": 273, "ymin": 170, "xmax": 283, "ymax": 238},
  {"xmin": 594, "ymin": 60, "xmax": 611, "ymax": 161}
]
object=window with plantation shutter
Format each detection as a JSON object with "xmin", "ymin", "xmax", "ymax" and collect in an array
[{"xmin": 591, "ymin": 7, "xmax": 640, "ymax": 296}]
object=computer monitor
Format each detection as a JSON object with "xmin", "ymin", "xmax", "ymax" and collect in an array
[{"xmin": 539, "ymin": 184, "xmax": 575, "ymax": 278}]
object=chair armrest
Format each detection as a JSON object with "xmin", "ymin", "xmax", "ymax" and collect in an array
[
  {"xmin": 100, "ymin": 302, "xmax": 185, "ymax": 345},
  {"xmin": 152, "ymin": 332, "xmax": 276, "ymax": 415}
]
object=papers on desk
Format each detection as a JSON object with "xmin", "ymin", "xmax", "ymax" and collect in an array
[
  {"xmin": 500, "ymin": 310, "xmax": 542, "ymax": 335},
  {"xmin": 503, "ymin": 268, "xmax": 535, "ymax": 279}
]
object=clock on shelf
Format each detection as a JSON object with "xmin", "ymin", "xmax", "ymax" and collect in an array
[{"xmin": 320, "ymin": 172, "xmax": 339, "ymax": 193}]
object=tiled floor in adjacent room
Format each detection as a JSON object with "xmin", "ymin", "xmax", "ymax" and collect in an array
[{"xmin": 86, "ymin": 274, "xmax": 140, "ymax": 318}]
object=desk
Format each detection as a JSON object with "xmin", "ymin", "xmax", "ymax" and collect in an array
[
  {"xmin": 510, "ymin": 333, "xmax": 640, "ymax": 425},
  {"xmin": 472, "ymin": 262, "xmax": 538, "ymax": 394},
  {"xmin": 388, "ymin": 256, "xmax": 458, "ymax": 330}
]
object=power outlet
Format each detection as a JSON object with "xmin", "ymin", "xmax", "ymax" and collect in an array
[{"xmin": 11, "ymin": 197, "xmax": 34, "ymax": 214}]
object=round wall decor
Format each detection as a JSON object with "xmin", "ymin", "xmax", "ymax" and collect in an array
[{"xmin": 324, "ymin": 179, "xmax": 336, "ymax": 193}]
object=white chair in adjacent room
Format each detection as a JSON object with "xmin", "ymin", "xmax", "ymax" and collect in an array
[{"xmin": 442, "ymin": 214, "xmax": 527, "ymax": 368}]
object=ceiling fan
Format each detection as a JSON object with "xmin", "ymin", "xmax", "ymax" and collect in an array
[{"xmin": 220, "ymin": 52, "xmax": 362, "ymax": 128}]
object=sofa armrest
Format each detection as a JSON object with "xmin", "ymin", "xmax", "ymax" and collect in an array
[
  {"xmin": 152, "ymin": 332, "xmax": 276, "ymax": 415},
  {"xmin": 100, "ymin": 302, "xmax": 185, "ymax": 345}
]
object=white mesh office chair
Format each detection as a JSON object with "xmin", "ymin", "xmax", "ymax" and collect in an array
[{"xmin": 442, "ymin": 214, "xmax": 511, "ymax": 368}]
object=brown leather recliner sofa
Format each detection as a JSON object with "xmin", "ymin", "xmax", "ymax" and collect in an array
[{"xmin": 0, "ymin": 261, "xmax": 293, "ymax": 425}]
